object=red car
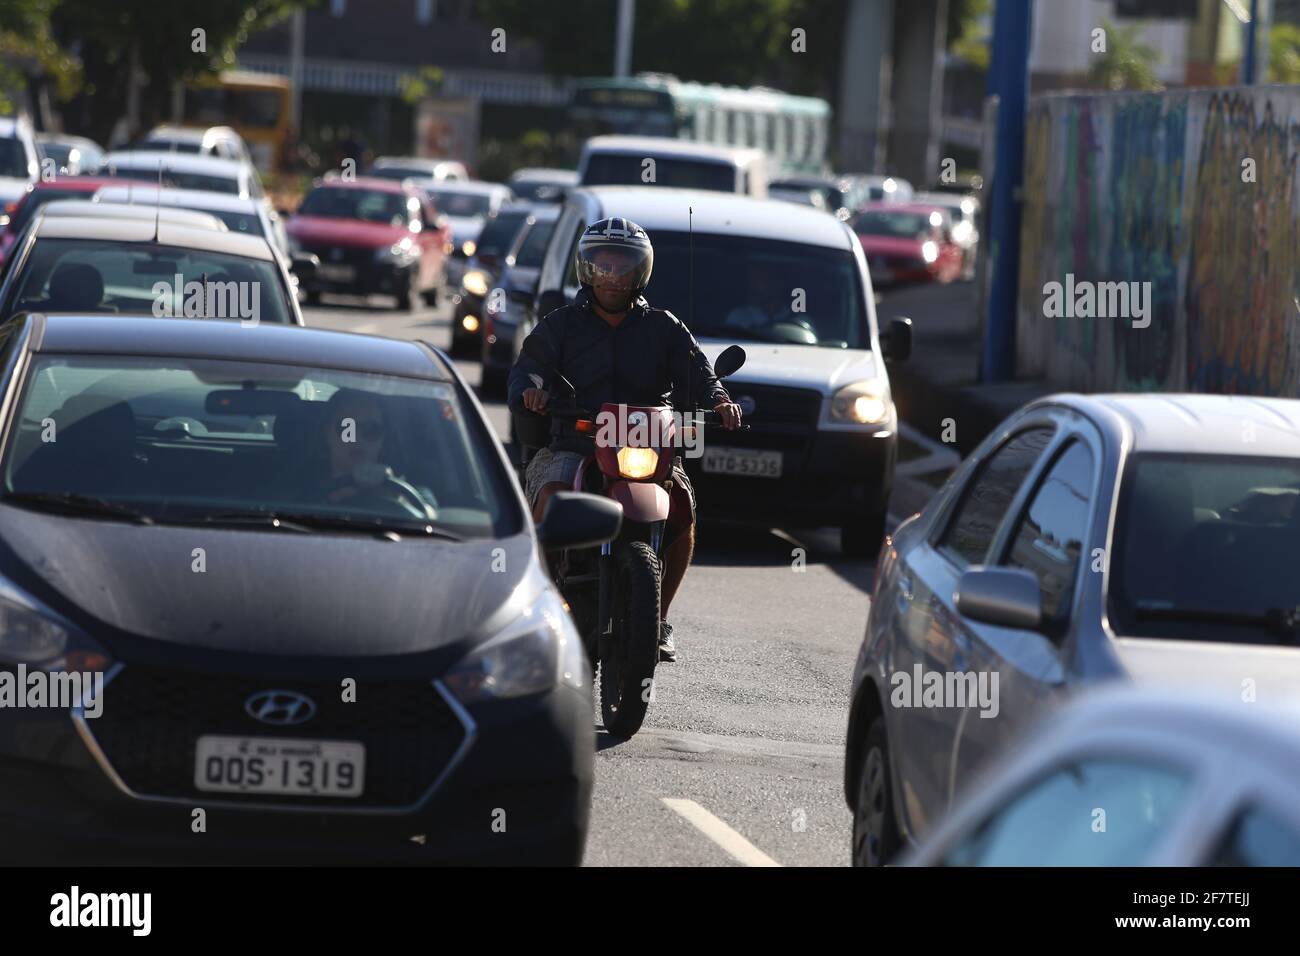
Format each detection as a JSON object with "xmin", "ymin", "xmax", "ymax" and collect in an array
[
  {"xmin": 286, "ymin": 176, "xmax": 449, "ymax": 310},
  {"xmin": 0, "ymin": 176, "xmax": 129, "ymax": 266},
  {"xmin": 852, "ymin": 202, "xmax": 963, "ymax": 287}
]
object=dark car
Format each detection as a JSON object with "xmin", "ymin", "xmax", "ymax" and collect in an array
[
  {"xmin": 0, "ymin": 313, "xmax": 620, "ymax": 865},
  {"xmin": 287, "ymin": 176, "xmax": 449, "ymax": 311},
  {"xmin": 0, "ymin": 176, "xmax": 130, "ymax": 267},
  {"xmin": 0, "ymin": 210, "xmax": 305, "ymax": 325},
  {"xmin": 479, "ymin": 205, "xmax": 559, "ymax": 396},
  {"xmin": 450, "ymin": 203, "xmax": 531, "ymax": 356}
]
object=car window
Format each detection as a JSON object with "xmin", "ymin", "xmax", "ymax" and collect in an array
[
  {"xmin": 581, "ymin": 153, "xmax": 736, "ymax": 192},
  {"xmin": 1002, "ymin": 441, "xmax": 1094, "ymax": 630},
  {"xmin": 514, "ymin": 219, "xmax": 555, "ymax": 269},
  {"xmin": 298, "ymin": 187, "xmax": 407, "ymax": 225},
  {"xmin": 113, "ymin": 167, "xmax": 240, "ymax": 195},
  {"xmin": 939, "ymin": 427, "xmax": 1055, "ymax": 567},
  {"xmin": 475, "ymin": 210, "xmax": 529, "ymax": 260},
  {"xmin": 941, "ymin": 760, "xmax": 1191, "ymax": 866},
  {"xmin": 1209, "ymin": 804, "xmax": 1300, "ymax": 866}
]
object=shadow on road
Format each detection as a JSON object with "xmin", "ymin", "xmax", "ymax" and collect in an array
[{"xmin": 693, "ymin": 519, "xmax": 874, "ymax": 595}]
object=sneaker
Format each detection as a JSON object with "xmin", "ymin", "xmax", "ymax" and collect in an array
[{"xmin": 658, "ymin": 621, "xmax": 677, "ymax": 663}]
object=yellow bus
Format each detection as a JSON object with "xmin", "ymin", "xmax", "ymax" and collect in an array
[{"xmin": 177, "ymin": 71, "xmax": 292, "ymax": 173}]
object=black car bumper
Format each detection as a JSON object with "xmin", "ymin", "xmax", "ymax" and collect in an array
[
  {"xmin": 684, "ymin": 426, "xmax": 897, "ymax": 527},
  {"xmin": 302, "ymin": 260, "xmax": 413, "ymax": 299},
  {"xmin": 0, "ymin": 673, "xmax": 593, "ymax": 865}
]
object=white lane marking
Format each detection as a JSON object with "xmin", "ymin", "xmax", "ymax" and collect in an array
[{"xmin": 661, "ymin": 798, "xmax": 781, "ymax": 867}]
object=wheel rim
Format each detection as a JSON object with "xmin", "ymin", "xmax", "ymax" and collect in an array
[{"xmin": 854, "ymin": 746, "xmax": 887, "ymax": 865}]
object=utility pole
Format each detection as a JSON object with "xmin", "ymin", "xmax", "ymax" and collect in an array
[
  {"xmin": 289, "ymin": 8, "xmax": 306, "ymax": 132},
  {"xmin": 981, "ymin": 0, "xmax": 1032, "ymax": 383},
  {"xmin": 1242, "ymin": 0, "xmax": 1260, "ymax": 84},
  {"xmin": 614, "ymin": 0, "xmax": 635, "ymax": 78}
]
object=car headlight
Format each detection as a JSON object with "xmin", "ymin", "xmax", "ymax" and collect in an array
[
  {"xmin": 462, "ymin": 270, "xmax": 489, "ymax": 297},
  {"xmin": 443, "ymin": 590, "xmax": 586, "ymax": 703},
  {"xmin": 617, "ymin": 446, "xmax": 659, "ymax": 479},
  {"xmin": 831, "ymin": 379, "xmax": 891, "ymax": 425},
  {"xmin": 461, "ymin": 239, "xmax": 477, "ymax": 257},
  {"xmin": 0, "ymin": 589, "xmax": 110, "ymax": 673},
  {"xmin": 921, "ymin": 240, "xmax": 939, "ymax": 264},
  {"xmin": 376, "ymin": 237, "xmax": 419, "ymax": 264}
]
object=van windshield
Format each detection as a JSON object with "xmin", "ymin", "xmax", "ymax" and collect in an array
[{"xmin": 582, "ymin": 153, "xmax": 736, "ymax": 193}]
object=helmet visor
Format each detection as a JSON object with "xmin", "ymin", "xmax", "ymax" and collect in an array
[{"xmin": 576, "ymin": 244, "xmax": 653, "ymax": 292}]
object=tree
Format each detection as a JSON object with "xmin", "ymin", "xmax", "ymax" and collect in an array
[
  {"xmin": 1268, "ymin": 23, "xmax": 1300, "ymax": 84},
  {"xmin": 0, "ymin": 0, "xmax": 81, "ymax": 115},
  {"xmin": 1088, "ymin": 18, "xmax": 1164, "ymax": 91}
]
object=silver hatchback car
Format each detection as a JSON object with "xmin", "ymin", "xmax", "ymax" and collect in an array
[{"xmin": 845, "ymin": 393, "xmax": 1300, "ymax": 866}]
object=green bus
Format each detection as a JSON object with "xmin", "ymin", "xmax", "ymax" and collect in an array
[{"xmin": 570, "ymin": 74, "xmax": 831, "ymax": 177}]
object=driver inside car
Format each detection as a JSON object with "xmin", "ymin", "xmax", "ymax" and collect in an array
[{"xmin": 315, "ymin": 388, "xmax": 435, "ymax": 517}]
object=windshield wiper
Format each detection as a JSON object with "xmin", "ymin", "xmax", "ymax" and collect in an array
[
  {"xmin": 2, "ymin": 490, "xmax": 155, "ymax": 524},
  {"xmin": 1133, "ymin": 605, "xmax": 1300, "ymax": 642},
  {"xmin": 197, "ymin": 510, "xmax": 464, "ymax": 541}
]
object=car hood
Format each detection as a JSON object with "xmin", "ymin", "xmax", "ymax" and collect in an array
[
  {"xmin": 0, "ymin": 177, "xmax": 31, "ymax": 204},
  {"xmin": 856, "ymin": 234, "xmax": 925, "ymax": 256},
  {"xmin": 698, "ymin": 340, "xmax": 883, "ymax": 396},
  {"xmin": 0, "ymin": 506, "xmax": 539, "ymax": 658},
  {"xmin": 287, "ymin": 215, "xmax": 407, "ymax": 249},
  {"xmin": 1112, "ymin": 637, "xmax": 1300, "ymax": 701}
]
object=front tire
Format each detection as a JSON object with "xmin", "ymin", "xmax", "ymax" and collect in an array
[
  {"xmin": 852, "ymin": 717, "xmax": 902, "ymax": 866},
  {"xmin": 599, "ymin": 541, "xmax": 660, "ymax": 739}
]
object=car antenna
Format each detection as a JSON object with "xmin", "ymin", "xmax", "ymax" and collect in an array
[
  {"xmin": 686, "ymin": 205, "xmax": 694, "ymax": 416},
  {"xmin": 152, "ymin": 159, "xmax": 162, "ymax": 242}
]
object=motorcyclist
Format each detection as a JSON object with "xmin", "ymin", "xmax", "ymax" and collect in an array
[{"xmin": 508, "ymin": 217, "xmax": 742, "ymax": 662}]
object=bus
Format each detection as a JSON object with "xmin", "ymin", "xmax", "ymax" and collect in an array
[
  {"xmin": 570, "ymin": 74, "xmax": 831, "ymax": 178},
  {"xmin": 175, "ymin": 71, "xmax": 292, "ymax": 173}
]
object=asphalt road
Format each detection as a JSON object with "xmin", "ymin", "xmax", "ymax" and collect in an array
[{"xmin": 303, "ymin": 291, "xmax": 939, "ymax": 867}]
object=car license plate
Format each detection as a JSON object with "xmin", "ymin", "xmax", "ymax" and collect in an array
[
  {"xmin": 317, "ymin": 263, "xmax": 356, "ymax": 282},
  {"xmin": 194, "ymin": 735, "xmax": 365, "ymax": 798},
  {"xmin": 702, "ymin": 447, "xmax": 782, "ymax": 478}
]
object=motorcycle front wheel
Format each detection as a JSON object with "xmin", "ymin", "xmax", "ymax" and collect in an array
[{"xmin": 599, "ymin": 540, "xmax": 661, "ymax": 739}]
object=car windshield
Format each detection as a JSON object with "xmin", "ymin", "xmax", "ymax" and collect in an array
[
  {"xmin": 509, "ymin": 180, "xmax": 567, "ymax": 203},
  {"xmin": 7, "ymin": 188, "xmax": 92, "ymax": 235},
  {"xmin": 7, "ymin": 238, "xmax": 293, "ymax": 323},
  {"xmin": 298, "ymin": 186, "xmax": 410, "ymax": 225},
  {"xmin": 112, "ymin": 167, "xmax": 239, "ymax": 195},
  {"xmin": 2, "ymin": 355, "xmax": 520, "ymax": 539},
  {"xmin": 369, "ymin": 166, "xmax": 432, "ymax": 182},
  {"xmin": 0, "ymin": 137, "xmax": 31, "ymax": 179},
  {"xmin": 853, "ymin": 210, "xmax": 930, "ymax": 238},
  {"xmin": 1111, "ymin": 453, "xmax": 1300, "ymax": 644},
  {"xmin": 514, "ymin": 219, "xmax": 555, "ymax": 268},
  {"xmin": 426, "ymin": 189, "xmax": 493, "ymax": 218},
  {"xmin": 207, "ymin": 209, "xmax": 265, "ymax": 238},
  {"xmin": 582, "ymin": 153, "xmax": 737, "ymax": 192},
  {"xmin": 141, "ymin": 139, "xmax": 203, "ymax": 154},
  {"xmin": 643, "ymin": 232, "xmax": 868, "ymax": 349},
  {"xmin": 476, "ymin": 210, "xmax": 529, "ymax": 259}
]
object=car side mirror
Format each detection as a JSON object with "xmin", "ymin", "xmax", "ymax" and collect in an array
[
  {"xmin": 537, "ymin": 492, "xmax": 622, "ymax": 550},
  {"xmin": 537, "ymin": 288, "xmax": 567, "ymax": 318},
  {"xmin": 954, "ymin": 567, "xmax": 1042, "ymax": 630},
  {"xmin": 881, "ymin": 316, "xmax": 912, "ymax": 364},
  {"xmin": 290, "ymin": 253, "xmax": 319, "ymax": 279}
]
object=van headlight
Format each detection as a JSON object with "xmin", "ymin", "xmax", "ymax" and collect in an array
[
  {"xmin": 831, "ymin": 379, "xmax": 890, "ymax": 424},
  {"xmin": 443, "ymin": 590, "xmax": 586, "ymax": 703},
  {"xmin": 617, "ymin": 447, "xmax": 659, "ymax": 479}
]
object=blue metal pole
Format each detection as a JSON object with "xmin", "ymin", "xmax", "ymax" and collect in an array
[
  {"xmin": 1243, "ymin": 0, "xmax": 1260, "ymax": 85},
  {"xmin": 982, "ymin": 0, "xmax": 1033, "ymax": 383}
]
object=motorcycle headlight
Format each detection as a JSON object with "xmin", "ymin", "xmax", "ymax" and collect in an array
[
  {"xmin": 921, "ymin": 240, "xmax": 939, "ymax": 264},
  {"xmin": 443, "ymin": 590, "xmax": 586, "ymax": 703},
  {"xmin": 831, "ymin": 379, "xmax": 891, "ymax": 425},
  {"xmin": 462, "ymin": 270, "xmax": 489, "ymax": 297},
  {"xmin": 617, "ymin": 446, "xmax": 659, "ymax": 479}
]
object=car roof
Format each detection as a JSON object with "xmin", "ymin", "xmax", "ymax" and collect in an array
[
  {"xmin": 311, "ymin": 175, "xmax": 411, "ymax": 194},
  {"xmin": 0, "ymin": 117, "xmax": 31, "ymax": 137},
  {"xmin": 579, "ymin": 186, "xmax": 854, "ymax": 250},
  {"xmin": 39, "ymin": 200, "xmax": 228, "ymax": 230},
  {"xmin": 509, "ymin": 168, "xmax": 578, "ymax": 182},
  {"xmin": 36, "ymin": 133, "xmax": 101, "ymax": 147},
  {"xmin": 26, "ymin": 176, "xmax": 124, "ymax": 193},
  {"xmin": 1048, "ymin": 393, "xmax": 1300, "ymax": 457},
  {"xmin": 145, "ymin": 125, "xmax": 238, "ymax": 143},
  {"xmin": 28, "ymin": 314, "xmax": 447, "ymax": 380},
  {"xmin": 104, "ymin": 150, "xmax": 247, "ymax": 177},
  {"xmin": 93, "ymin": 185, "xmax": 258, "ymax": 213},
  {"xmin": 581, "ymin": 135, "xmax": 764, "ymax": 164},
  {"xmin": 32, "ymin": 214, "xmax": 274, "ymax": 260}
]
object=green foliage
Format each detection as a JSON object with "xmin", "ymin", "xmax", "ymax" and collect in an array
[
  {"xmin": 949, "ymin": 0, "xmax": 991, "ymax": 69},
  {"xmin": 1268, "ymin": 23, "xmax": 1300, "ymax": 84},
  {"xmin": 1088, "ymin": 18, "xmax": 1163, "ymax": 92}
]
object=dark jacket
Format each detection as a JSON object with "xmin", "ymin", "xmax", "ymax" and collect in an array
[{"xmin": 508, "ymin": 288, "xmax": 730, "ymax": 454}]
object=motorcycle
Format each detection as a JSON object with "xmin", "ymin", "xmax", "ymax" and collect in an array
[{"xmin": 515, "ymin": 337, "xmax": 747, "ymax": 737}]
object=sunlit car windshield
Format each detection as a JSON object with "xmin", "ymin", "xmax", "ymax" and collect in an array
[
  {"xmin": 7, "ymin": 238, "xmax": 293, "ymax": 323},
  {"xmin": 298, "ymin": 186, "xmax": 411, "ymax": 225},
  {"xmin": 853, "ymin": 210, "xmax": 929, "ymax": 238},
  {"xmin": 642, "ymin": 233, "xmax": 868, "ymax": 349},
  {"xmin": 2, "ymin": 355, "xmax": 520, "ymax": 539},
  {"xmin": 426, "ymin": 189, "xmax": 493, "ymax": 219},
  {"xmin": 1112, "ymin": 454, "xmax": 1300, "ymax": 644},
  {"xmin": 112, "ymin": 167, "xmax": 240, "ymax": 195}
]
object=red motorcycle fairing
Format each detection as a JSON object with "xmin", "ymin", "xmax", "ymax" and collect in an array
[
  {"xmin": 593, "ymin": 404, "xmax": 676, "ymax": 483},
  {"xmin": 608, "ymin": 480, "xmax": 670, "ymax": 523}
]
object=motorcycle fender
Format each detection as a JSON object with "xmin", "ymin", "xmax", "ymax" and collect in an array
[{"xmin": 609, "ymin": 481, "xmax": 669, "ymax": 523}]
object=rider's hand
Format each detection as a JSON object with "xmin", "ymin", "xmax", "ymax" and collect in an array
[
  {"xmin": 522, "ymin": 388, "xmax": 550, "ymax": 413},
  {"xmin": 714, "ymin": 400, "xmax": 742, "ymax": 430}
]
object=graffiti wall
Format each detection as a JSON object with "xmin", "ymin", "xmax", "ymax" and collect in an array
[{"xmin": 1016, "ymin": 86, "xmax": 1300, "ymax": 395}]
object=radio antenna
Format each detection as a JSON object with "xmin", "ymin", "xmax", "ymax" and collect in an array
[
  {"xmin": 152, "ymin": 159, "xmax": 162, "ymax": 242},
  {"xmin": 686, "ymin": 205, "xmax": 695, "ymax": 419}
]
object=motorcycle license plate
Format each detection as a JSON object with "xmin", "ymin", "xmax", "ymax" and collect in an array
[{"xmin": 702, "ymin": 447, "xmax": 782, "ymax": 478}]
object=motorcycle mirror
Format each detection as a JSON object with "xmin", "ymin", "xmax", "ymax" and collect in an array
[{"xmin": 713, "ymin": 344, "xmax": 747, "ymax": 379}]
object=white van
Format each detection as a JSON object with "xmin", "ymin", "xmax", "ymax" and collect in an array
[{"xmin": 577, "ymin": 136, "xmax": 767, "ymax": 198}]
